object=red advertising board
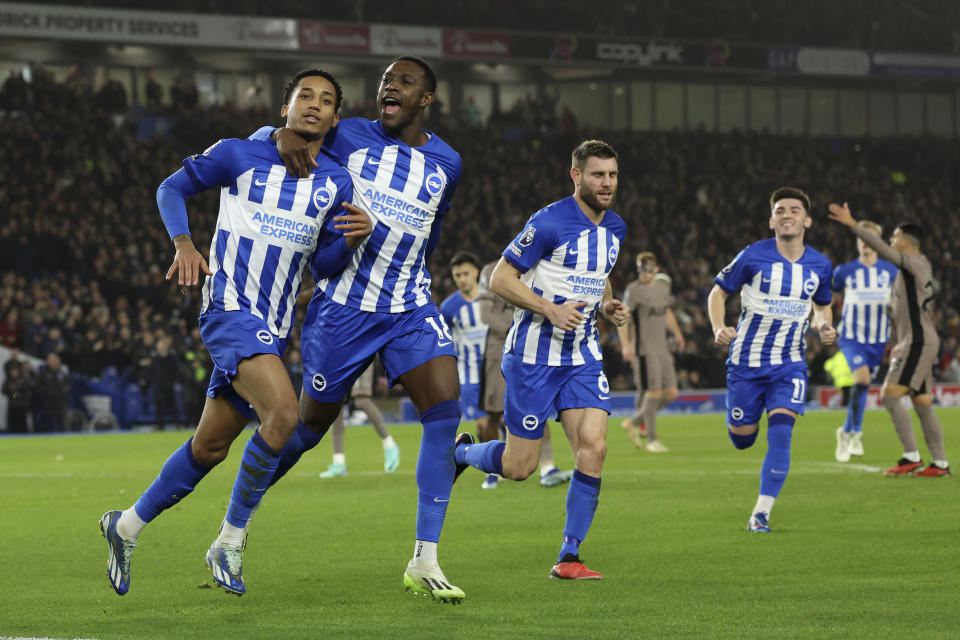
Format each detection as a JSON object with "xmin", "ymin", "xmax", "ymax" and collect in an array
[
  {"xmin": 298, "ymin": 21, "xmax": 369, "ymax": 53},
  {"xmin": 818, "ymin": 384, "xmax": 960, "ymax": 408},
  {"xmin": 443, "ymin": 29, "xmax": 510, "ymax": 58}
]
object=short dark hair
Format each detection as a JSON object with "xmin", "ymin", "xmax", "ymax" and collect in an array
[
  {"xmin": 571, "ymin": 139, "xmax": 618, "ymax": 170},
  {"xmin": 449, "ymin": 251, "xmax": 479, "ymax": 270},
  {"xmin": 393, "ymin": 56, "xmax": 437, "ymax": 93},
  {"xmin": 282, "ymin": 68, "xmax": 343, "ymax": 112},
  {"xmin": 769, "ymin": 186, "xmax": 811, "ymax": 212},
  {"xmin": 895, "ymin": 221, "xmax": 924, "ymax": 247}
]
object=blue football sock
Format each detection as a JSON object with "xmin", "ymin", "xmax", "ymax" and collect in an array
[
  {"xmin": 134, "ymin": 437, "xmax": 210, "ymax": 522},
  {"xmin": 456, "ymin": 439, "xmax": 505, "ymax": 476},
  {"xmin": 415, "ymin": 400, "xmax": 460, "ymax": 543},
  {"xmin": 846, "ymin": 383, "xmax": 869, "ymax": 433},
  {"xmin": 558, "ymin": 469, "xmax": 601, "ymax": 562},
  {"xmin": 759, "ymin": 413, "xmax": 795, "ymax": 499},
  {"xmin": 225, "ymin": 430, "xmax": 281, "ymax": 529},
  {"xmin": 269, "ymin": 421, "xmax": 325, "ymax": 487}
]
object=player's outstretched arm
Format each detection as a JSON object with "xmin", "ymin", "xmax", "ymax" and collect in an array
[
  {"xmin": 489, "ymin": 258, "xmax": 586, "ymax": 331},
  {"xmin": 156, "ymin": 168, "xmax": 211, "ymax": 287},
  {"xmin": 273, "ymin": 127, "xmax": 317, "ymax": 178},
  {"xmin": 707, "ymin": 284, "xmax": 737, "ymax": 346},
  {"xmin": 828, "ymin": 202, "xmax": 902, "ymax": 266}
]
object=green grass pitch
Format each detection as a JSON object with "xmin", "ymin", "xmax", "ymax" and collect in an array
[{"xmin": 1, "ymin": 409, "xmax": 957, "ymax": 640}]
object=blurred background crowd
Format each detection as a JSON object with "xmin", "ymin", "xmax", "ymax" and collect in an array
[{"xmin": 2, "ymin": 0, "xmax": 959, "ymax": 431}]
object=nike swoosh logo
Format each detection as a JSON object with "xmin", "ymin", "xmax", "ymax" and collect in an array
[
  {"xmin": 599, "ymin": 395, "xmax": 610, "ymax": 400},
  {"xmin": 254, "ymin": 178, "xmax": 270, "ymax": 186},
  {"xmin": 569, "ymin": 248, "xmax": 579, "ymax": 255},
  {"xmin": 432, "ymin": 497, "xmax": 449, "ymax": 503},
  {"xmin": 437, "ymin": 341, "xmax": 452, "ymax": 347},
  {"xmin": 367, "ymin": 158, "xmax": 380, "ymax": 166}
]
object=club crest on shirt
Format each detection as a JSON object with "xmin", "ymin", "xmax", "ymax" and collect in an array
[
  {"xmin": 803, "ymin": 277, "xmax": 818, "ymax": 296},
  {"xmin": 878, "ymin": 271, "xmax": 890, "ymax": 287},
  {"xmin": 256, "ymin": 330, "xmax": 274, "ymax": 345},
  {"xmin": 425, "ymin": 166, "xmax": 446, "ymax": 197},
  {"xmin": 312, "ymin": 176, "xmax": 338, "ymax": 216},
  {"xmin": 608, "ymin": 244, "xmax": 619, "ymax": 267}
]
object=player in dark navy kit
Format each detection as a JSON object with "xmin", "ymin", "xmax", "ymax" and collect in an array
[
  {"xmin": 453, "ymin": 140, "xmax": 628, "ymax": 580},
  {"xmin": 250, "ymin": 57, "xmax": 467, "ymax": 603},
  {"xmin": 99, "ymin": 69, "xmax": 372, "ymax": 596},
  {"xmin": 708, "ymin": 187, "xmax": 836, "ymax": 533}
]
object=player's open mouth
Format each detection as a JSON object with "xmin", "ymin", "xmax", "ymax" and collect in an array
[
  {"xmin": 304, "ymin": 115, "xmax": 319, "ymax": 123},
  {"xmin": 382, "ymin": 96, "xmax": 401, "ymax": 115}
]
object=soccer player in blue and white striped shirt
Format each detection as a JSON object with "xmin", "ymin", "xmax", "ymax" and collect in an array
[
  {"xmin": 830, "ymin": 220, "xmax": 897, "ymax": 462},
  {"xmin": 440, "ymin": 252, "xmax": 489, "ymax": 421},
  {"xmin": 252, "ymin": 57, "xmax": 467, "ymax": 603},
  {"xmin": 99, "ymin": 69, "xmax": 372, "ymax": 596},
  {"xmin": 708, "ymin": 187, "xmax": 836, "ymax": 533},
  {"xmin": 454, "ymin": 140, "xmax": 628, "ymax": 580}
]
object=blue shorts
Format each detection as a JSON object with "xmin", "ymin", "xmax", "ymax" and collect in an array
[
  {"xmin": 459, "ymin": 382, "xmax": 485, "ymax": 421},
  {"xmin": 199, "ymin": 309, "xmax": 288, "ymax": 421},
  {"xmin": 839, "ymin": 339, "xmax": 886, "ymax": 376},
  {"xmin": 726, "ymin": 363, "xmax": 807, "ymax": 426},
  {"xmin": 502, "ymin": 352, "xmax": 610, "ymax": 440},
  {"xmin": 300, "ymin": 291, "xmax": 457, "ymax": 403}
]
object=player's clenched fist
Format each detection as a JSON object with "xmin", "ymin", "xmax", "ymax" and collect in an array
[
  {"xmin": 714, "ymin": 326, "xmax": 737, "ymax": 346},
  {"xmin": 818, "ymin": 322, "xmax": 837, "ymax": 346},
  {"xmin": 602, "ymin": 299, "xmax": 628, "ymax": 327}
]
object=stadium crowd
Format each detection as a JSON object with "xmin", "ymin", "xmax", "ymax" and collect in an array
[
  {"xmin": 1, "ymin": 67, "xmax": 959, "ymax": 430},
  {"xmin": 28, "ymin": 0, "xmax": 960, "ymax": 54}
]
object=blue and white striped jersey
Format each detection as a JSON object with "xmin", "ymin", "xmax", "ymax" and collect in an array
[
  {"xmin": 440, "ymin": 291, "xmax": 488, "ymax": 385},
  {"xmin": 715, "ymin": 238, "xmax": 833, "ymax": 372},
  {"xmin": 181, "ymin": 138, "xmax": 353, "ymax": 338},
  {"xmin": 832, "ymin": 258, "xmax": 897, "ymax": 344},
  {"xmin": 502, "ymin": 196, "xmax": 626, "ymax": 366},
  {"xmin": 311, "ymin": 118, "xmax": 461, "ymax": 312}
]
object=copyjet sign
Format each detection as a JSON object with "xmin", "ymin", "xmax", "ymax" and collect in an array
[{"xmin": 596, "ymin": 40, "xmax": 684, "ymax": 66}]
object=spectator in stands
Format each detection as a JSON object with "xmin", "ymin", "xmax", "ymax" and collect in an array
[
  {"xmin": 148, "ymin": 335, "xmax": 181, "ymax": 429},
  {"xmin": 145, "ymin": 72, "xmax": 163, "ymax": 111},
  {"xmin": 34, "ymin": 352, "xmax": 72, "ymax": 432},
  {"xmin": 0, "ymin": 308, "xmax": 23, "ymax": 348},
  {"xmin": 2, "ymin": 358, "xmax": 33, "ymax": 433}
]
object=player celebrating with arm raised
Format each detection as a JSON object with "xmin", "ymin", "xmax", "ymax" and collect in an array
[
  {"xmin": 248, "ymin": 57, "xmax": 467, "ymax": 603},
  {"xmin": 99, "ymin": 69, "xmax": 371, "ymax": 596},
  {"xmin": 828, "ymin": 203, "xmax": 949, "ymax": 477},
  {"xmin": 452, "ymin": 140, "xmax": 628, "ymax": 580},
  {"xmin": 707, "ymin": 187, "xmax": 836, "ymax": 534}
]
